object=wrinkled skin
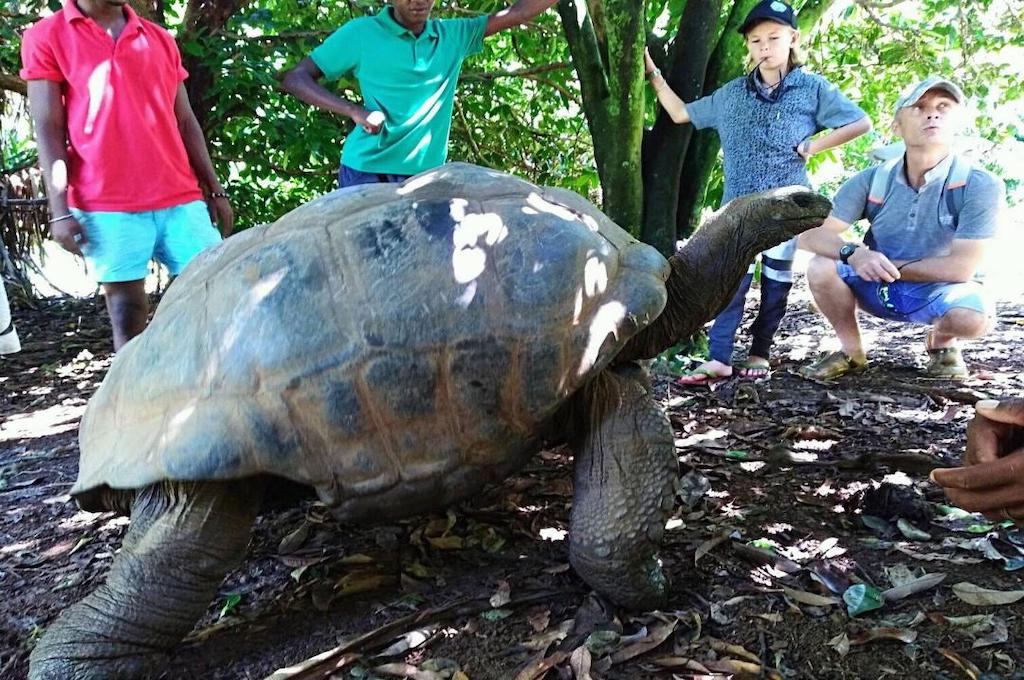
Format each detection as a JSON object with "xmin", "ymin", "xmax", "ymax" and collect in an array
[{"xmin": 29, "ymin": 181, "xmax": 830, "ymax": 679}]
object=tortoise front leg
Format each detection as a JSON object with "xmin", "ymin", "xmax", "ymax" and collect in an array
[
  {"xmin": 29, "ymin": 478, "xmax": 264, "ymax": 680},
  {"xmin": 568, "ymin": 363, "xmax": 677, "ymax": 610}
]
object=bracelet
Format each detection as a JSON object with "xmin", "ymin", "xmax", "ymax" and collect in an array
[
  {"xmin": 208, "ymin": 191, "xmax": 229, "ymax": 199},
  {"xmin": 48, "ymin": 214, "xmax": 74, "ymax": 224},
  {"xmin": 647, "ymin": 67, "xmax": 662, "ymax": 81}
]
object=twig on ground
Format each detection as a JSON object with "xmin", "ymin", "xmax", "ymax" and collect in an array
[{"xmin": 264, "ymin": 589, "xmax": 576, "ymax": 680}]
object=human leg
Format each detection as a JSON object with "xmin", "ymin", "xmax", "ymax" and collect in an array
[
  {"xmin": 71, "ymin": 209, "xmax": 156, "ymax": 350},
  {"xmin": 798, "ymin": 258, "xmax": 869, "ymax": 379},
  {"xmin": 676, "ymin": 273, "xmax": 754, "ymax": 384},
  {"xmin": 102, "ymin": 280, "xmax": 149, "ymax": 351}
]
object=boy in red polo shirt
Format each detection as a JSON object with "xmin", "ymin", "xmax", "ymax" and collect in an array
[{"xmin": 20, "ymin": 0, "xmax": 232, "ymax": 350}]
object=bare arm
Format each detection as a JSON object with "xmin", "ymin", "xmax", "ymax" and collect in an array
[
  {"xmin": 485, "ymin": 0, "xmax": 560, "ymax": 37},
  {"xmin": 173, "ymin": 84, "xmax": 234, "ymax": 236},
  {"xmin": 26, "ymin": 79, "xmax": 86, "ymax": 254},
  {"xmin": 644, "ymin": 48, "xmax": 690, "ymax": 124},
  {"xmin": 279, "ymin": 58, "xmax": 379, "ymax": 133},
  {"xmin": 799, "ymin": 116, "xmax": 872, "ymax": 160},
  {"xmin": 798, "ymin": 214, "xmax": 851, "ymax": 258},
  {"xmin": 894, "ymin": 239, "xmax": 989, "ymax": 283},
  {"xmin": 799, "ymin": 214, "xmax": 901, "ymax": 283}
]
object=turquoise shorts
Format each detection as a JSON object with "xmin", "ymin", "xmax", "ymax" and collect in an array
[{"xmin": 71, "ymin": 200, "xmax": 221, "ymax": 283}]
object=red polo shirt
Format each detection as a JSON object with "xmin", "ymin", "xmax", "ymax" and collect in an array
[{"xmin": 20, "ymin": 2, "xmax": 204, "ymax": 212}]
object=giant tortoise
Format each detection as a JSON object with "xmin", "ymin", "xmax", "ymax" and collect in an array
[{"xmin": 30, "ymin": 163, "xmax": 829, "ymax": 678}]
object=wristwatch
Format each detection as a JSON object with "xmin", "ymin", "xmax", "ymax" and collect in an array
[{"xmin": 839, "ymin": 243, "xmax": 859, "ymax": 264}]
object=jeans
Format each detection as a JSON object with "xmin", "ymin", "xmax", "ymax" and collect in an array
[
  {"xmin": 708, "ymin": 272, "xmax": 793, "ymax": 365},
  {"xmin": 338, "ymin": 165, "xmax": 412, "ymax": 188}
]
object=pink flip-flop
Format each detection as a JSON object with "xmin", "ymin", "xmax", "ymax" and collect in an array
[{"xmin": 675, "ymin": 367, "xmax": 730, "ymax": 386}]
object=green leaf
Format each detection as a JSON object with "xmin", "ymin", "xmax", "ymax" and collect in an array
[
  {"xmin": 218, "ymin": 593, "xmax": 242, "ymax": 619},
  {"xmin": 897, "ymin": 518, "xmax": 932, "ymax": 541}
]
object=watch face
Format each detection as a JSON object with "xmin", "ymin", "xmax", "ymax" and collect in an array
[{"xmin": 840, "ymin": 244, "xmax": 856, "ymax": 262}]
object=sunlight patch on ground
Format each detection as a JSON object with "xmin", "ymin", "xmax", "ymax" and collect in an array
[
  {"xmin": 538, "ymin": 527, "xmax": 566, "ymax": 541},
  {"xmin": 674, "ymin": 428, "xmax": 728, "ymax": 449},
  {"xmin": 0, "ymin": 539, "xmax": 38, "ymax": 556},
  {"xmin": 0, "ymin": 403, "xmax": 85, "ymax": 442},
  {"xmin": 57, "ymin": 510, "xmax": 127, "ymax": 533}
]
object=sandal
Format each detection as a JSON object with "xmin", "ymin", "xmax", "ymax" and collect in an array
[
  {"xmin": 925, "ymin": 346, "xmax": 969, "ymax": 379},
  {"xmin": 798, "ymin": 351, "xmax": 868, "ymax": 381},
  {"xmin": 738, "ymin": 358, "xmax": 771, "ymax": 379},
  {"xmin": 675, "ymin": 367, "xmax": 730, "ymax": 386},
  {"xmin": 925, "ymin": 330, "xmax": 969, "ymax": 379}
]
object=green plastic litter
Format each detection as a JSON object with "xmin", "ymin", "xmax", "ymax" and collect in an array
[
  {"xmin": 480, "ymin": 608, "xmax": 512, "ymax": 621},
  {"xmin": 726, "ymin": 450, "xmax": 748, "ymax": 460},
  {"xmin": 843, "ymin": 583, "xmax": 885, "ymax": 617}
]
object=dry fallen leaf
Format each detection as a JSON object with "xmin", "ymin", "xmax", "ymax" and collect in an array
[
  {"xmin": 527, "ymin": 608, "xmax": 551, "ymax": 633},
  {"xmin": 277, "ymin": 521, "xmax": 311, "ymax": 555},
  {"xmin": 427, "ymin": 535, "xmax": 464, "ymax": 550},
  {"xmin": 881, "ymin": 572, "xmax": 946, "ymax": 602},
  {"xmin": 372, "ymin": 662, "xmax": 444, "ymax": 680},
  {"xmin": 694, "ymin": 531, "xmax": 730, "ymax": 565},
  {"xmin": 513, "ymin": 650, "xmax": 569, "ymax": 680},
  {"xmin": 569, "ymin": 645, "xmax": 593, "ymax": 680},
  {"xmin": 951, "ymin": 582, "xmax": 1024, "ymax": 606},
  {"xmin": 609, "ymin": 620, "xmax": 677, "ymax": 664},
  {"xmin": 522, "ymin": 618, "xmax": 574, "ymax": 651},
  {"xmin": 849, "ymin": 627, "xmax": 918, "ymax": 646},
  {"xmin": 938, "ymin": 647, "xmax": 981, "ymax": 679},
  {"xmin": 651, "ymin": 656, "xmax": 712, "ymax": 672},
  {"xmin": 828, "ymin": 632, "xmax": 850, "ymax": 657},
  {"xmin": 782, "ymin": 586, "xmax": 840, "ymax": 607},
  {"xmin": 490, "ymin": 580, "xmax": 511, "ymax": 608}
]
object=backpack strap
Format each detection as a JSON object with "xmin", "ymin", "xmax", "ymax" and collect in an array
[
  {"xmin": 942, "ymin": 155, "xmax": 973, "ymax": 228},
  {"xmin": 863, "ymin": 158, "xmax": 900, "ymax": 248},
  {"xmin": 864, "ymin": 157, "xmax": 901, "ymax": 222}
]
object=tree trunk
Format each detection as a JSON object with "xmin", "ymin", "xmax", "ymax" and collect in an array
[
  {"xmin": 558, "ymin": 0, "xmax": 645, "ymax": 235},
  {"xmin": 638, "ymin": 0, "xmax": 722, "ymax": 255},
  {"xmin": 674, "ymin": 0, "xmax": 758, "ymax": 238},
  {"xmin": 179, "ymin": 0, "xmax": 252, "ymax": 132},
  {"xmin": 675, "ymin": 0, "xmax": 838, "ymax": 237}
]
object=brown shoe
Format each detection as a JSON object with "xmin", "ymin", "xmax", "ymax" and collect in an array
[
  {"xmin": 925, "ymin": 346, "xmax": 969, "ymax": 379},
  {"xmin": 798, "ymin": 351, "xmax": 868, "ymax": 381}
]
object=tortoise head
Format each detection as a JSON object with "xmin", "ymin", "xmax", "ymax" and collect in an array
[{"xmin": 618, "ymin": 187, "xmax": 831, "ymax": 362}]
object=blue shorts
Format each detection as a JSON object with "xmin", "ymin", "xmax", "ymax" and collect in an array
[
  {"xmin": 71, "ymin": 200, "xmax": 221, "ymax": 283},
  {"xmin": 338, "ymin": 165, "xmax": 412, "ymax": 188},
  {"xmin": 837, "ymin": 263, "xmax": 992, "ymax": 324}
]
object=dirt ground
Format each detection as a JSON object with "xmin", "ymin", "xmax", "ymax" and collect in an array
[{"xmin": 2, "ymin": 280, "xmax": 1023, "ymax": 680}]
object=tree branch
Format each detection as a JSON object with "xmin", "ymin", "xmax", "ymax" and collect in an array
[
  {"xmin": 0, "ymin": 72, "xmax": 27, "ymax": 96},
  {"xmin": 796, "ymin": 0, "xmax": 839, "ymax": 32},
  {"xmin": 462, "ymin": 62, "xmax": 571, "ymax": 81},
  {"xmin": 210, "ymin": 154, "xmax": 334, "ymax": 178},
  {"xmin": 641, "ymin": 0, "xmax": 723, "ymax": 253}
]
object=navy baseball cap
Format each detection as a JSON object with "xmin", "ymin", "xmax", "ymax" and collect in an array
[{"xmin": 738, "ymin": 0, "xmax": 797, "ymax": 34}]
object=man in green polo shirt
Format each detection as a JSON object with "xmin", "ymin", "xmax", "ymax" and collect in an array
[{"xmin": 281, "ymin": 0, "xmax": 560, "ymax": 187}]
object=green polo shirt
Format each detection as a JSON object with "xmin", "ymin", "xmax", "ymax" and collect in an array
[{"xmin": 310, "ymin": 8, "xmax": 488, "ymax": 175}]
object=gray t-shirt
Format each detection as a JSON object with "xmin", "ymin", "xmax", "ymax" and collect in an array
[
  {"xmin": 688, "ymin": 68, "xmax": 866, "ymax": 204},
  {"xmin": 831, "ymin": 154, "xmax": 1005, "ymax": 261}
]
